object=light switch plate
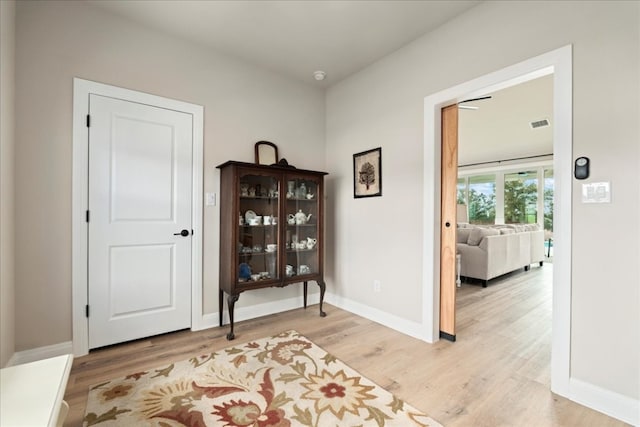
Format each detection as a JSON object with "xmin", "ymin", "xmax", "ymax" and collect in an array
[
  {"xmin": 582, "ymin": 182, "xmax": 611, "ymax": 203},
  {"xmin": 205, "ymin": 192, "xmax": 216, "ymax": 206}
]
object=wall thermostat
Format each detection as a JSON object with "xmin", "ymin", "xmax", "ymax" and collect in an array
[{"xmin": 574, "ymin": 156, "xmax": 590, "ymax": 180}]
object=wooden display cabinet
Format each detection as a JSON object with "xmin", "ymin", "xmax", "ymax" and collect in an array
[{"xmin": 217, "ymin": 161, "xmax": 328, "ymax": 340}]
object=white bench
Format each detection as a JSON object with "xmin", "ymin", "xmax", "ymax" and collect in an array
[{"xmin": 1, "ymin": 354, "xmax": 73, "ymax": 427}]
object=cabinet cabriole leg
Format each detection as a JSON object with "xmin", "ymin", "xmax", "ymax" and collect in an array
[
  {"xmin": 303, "ymin": 281, "xmax": 308, "ymax": 308},
  {"xmin": 317, "ymin": 280, "xmax": 327, "ymax": 317},
  {"xmin": 219, "ymin": 289, "xmax": 224, "ymax": 327},
  {"xmin": 227, "ymin": 294, "xmax": 239, "ymax": 340}
]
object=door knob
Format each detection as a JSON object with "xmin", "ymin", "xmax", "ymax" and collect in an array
[
  {"xmin": 174, "ymin": 229, "xmax": 190, "ymax": 237},
  {"xmin": 445, "ymin": 222, "xmax": 451, "ymax": 228}
]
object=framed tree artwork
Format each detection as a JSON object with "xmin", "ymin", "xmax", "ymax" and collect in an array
[{"xmin": 353, "ymin": 147, "xmax": 382, "ymax": 198}]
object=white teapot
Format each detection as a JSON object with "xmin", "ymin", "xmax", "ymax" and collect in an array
[
  {"xmin": 306, "ymin": 237, "xmax": 317, "ymax": 249},
  {"xmin": 294, "ymin": 210, "xmax": 312, "ymax": 225}
]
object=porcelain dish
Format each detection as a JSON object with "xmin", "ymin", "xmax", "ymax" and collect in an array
[{"xmin": 244, "ymin": 210, "xmax": 257, "ymax": 222}]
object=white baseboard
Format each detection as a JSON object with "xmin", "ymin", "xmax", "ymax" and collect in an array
[
  {"xmin": 325, "ymin": 293, "xmax": 428, "ymax": 342},
  {"xmin": 195, "ymin": 292, "xmax": 427, "ymax": 343},
  {"xmin": 195, "ymin": 293, "xmax": 321, "ymax": 331},
  {"xmin": 569, "ymin": 378, "xmax": 639, "ymax": 426},
  {"xmin": 7, "ymin": 341, "xmax": 73, "ymax": 367},
  {"xmin": 8, "ymin": 295, "xmax": 322, "ymax": 364},
  {"xmin": 8, "ymin": 295, "xmax": 321, "ymax": 365}
]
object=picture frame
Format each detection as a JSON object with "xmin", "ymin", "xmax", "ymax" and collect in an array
[{"xmin": 353, "ymin": 147, "xmax": 382, "ymax": 198}]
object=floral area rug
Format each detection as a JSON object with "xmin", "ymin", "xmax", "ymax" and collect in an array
[{"xmin": 83, "ymin": 330, "xmax": 442, "ymax": 426}]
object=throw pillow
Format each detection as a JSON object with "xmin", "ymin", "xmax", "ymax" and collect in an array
[
  {"xmin": 457, "ymin": 228, "xmax": 472, "ymax": 243},
  {"xmin": 467, "ymin": 227, "xmax": 500, "ymax": 246}
]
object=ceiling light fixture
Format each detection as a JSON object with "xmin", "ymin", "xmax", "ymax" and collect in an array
[
  {"xmin": 457, "ymin": 95, "xmax": 492, "ymax": 110},
  {"xmin": 313, "ymin": 70, "xmax": 327, "ymax": 81}
]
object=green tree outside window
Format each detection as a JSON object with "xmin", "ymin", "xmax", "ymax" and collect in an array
[
  {"xmin": 504, "ymin": 171, "xmax": 537, "ymax": 224},
  {"xmin": 468, "ymin": 175, "xmax": 496, "ymax": 224}
]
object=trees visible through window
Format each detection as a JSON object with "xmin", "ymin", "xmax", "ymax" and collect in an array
[
  {"xmin": 457, "ymin": 166, "xmax": 554, "ymax": 228},
  {"xmin": 457, "ymin": 178, "xmax": 466, "ymax": 205},
  {"xmin": 504, "ymin": 171, "xmax": 537, "ymax": 224},
  {"xmin": 468, "ymin": 174, "xmax": 496, "ymax": 224},
  {"xmin": 544, "ymin": 168, "xmax": 554, "ymax": 232}
]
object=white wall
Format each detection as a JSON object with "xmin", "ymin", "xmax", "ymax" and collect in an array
[
  {"xmin": 326, "ymin": 0, "xmax": 638, "ymax": 406},
  {"xmin": 0, "ymin": 0, "xmax": 16, "ymax": 368},
  {"xmin": 14, "ymin": 1, "xmax": 325, "ymax": 351},
  {"xmin": 10, "ymin": 0, "xmax": 639, "ymax": 420}
]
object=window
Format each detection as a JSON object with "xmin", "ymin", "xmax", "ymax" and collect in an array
[
  {"xmin": 544, "ymin": 168, "xmax": 554, "ymax": 232},
  {"xmin": 458, "ymin": 164, "xmax": 553, "ymax": 228},
  {"xmin": 504, "ymin": 171, "xmax": 538, "ymax": 224},
  {"xmin": 468, "ymin": 174, "xmax": 496, "ymax": 224},
  {"xmin": 457, "ymin": 177, "xmax": 466, "ymax": 205}
]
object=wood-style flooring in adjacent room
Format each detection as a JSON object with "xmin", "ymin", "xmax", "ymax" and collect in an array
[{"xmin": 63, "ymin": 263, "xmax": 629, "ymax": 426}]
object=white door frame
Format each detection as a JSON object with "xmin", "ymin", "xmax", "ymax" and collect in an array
[
  {"xmin": 72, "ymin": 78, "xmax": 204, "ymax": 356},
  {"xmin": 422, "ymin": 45, "xmax": 573, "ymax": 397}
]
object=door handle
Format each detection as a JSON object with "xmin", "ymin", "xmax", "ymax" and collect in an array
[{"xmin": 174, "ymin": 229, "xmax": 190, "ymax": 237}]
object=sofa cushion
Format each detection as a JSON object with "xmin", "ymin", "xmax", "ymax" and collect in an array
[
  {"xmin": 467, "ymin": 227, "xmax": 500, "ymax": 246},
  {"xmin": 457, "ymin": 228, "xmax": 472, "ymax": 243}
]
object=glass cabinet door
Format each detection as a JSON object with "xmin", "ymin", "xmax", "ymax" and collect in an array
[
  {"xmin": 237, "ymin": 171, "xmax": 280, "ymax": 284},
  {"xmin": 284, "ymin": 175, "xmax": 320, "ymax": 278}
]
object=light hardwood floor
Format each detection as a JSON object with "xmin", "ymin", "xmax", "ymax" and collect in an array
[{"xmin": 64, "ymin": 264, "xmax": 629, "ymax": 426}]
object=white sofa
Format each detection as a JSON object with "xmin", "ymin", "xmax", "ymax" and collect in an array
[
  {"xmin": 529, "ymin": 228, "xmax": 545, "ymax": 266},
  {"xmin": 456, "ymin": 224, "xmax": 545, "ymax": 287}
]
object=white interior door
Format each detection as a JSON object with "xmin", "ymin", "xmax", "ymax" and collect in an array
[{"xmin": 88, "ymin": 94, "xmax": 193, "ymax": 349}]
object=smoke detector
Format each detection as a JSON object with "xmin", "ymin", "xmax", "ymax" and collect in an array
[{"xmin": 313, "ymin": 70, "xmax": 327, "ymax": 81}]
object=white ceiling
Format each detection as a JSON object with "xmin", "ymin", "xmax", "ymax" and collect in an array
[
  {"xmin": 87, "ymin": 0, "xmax": 480, "ymax": 87},
  {"xmin": 459, "ymin": 75, "xmax": 554, "ymax": 168},
  {"xmin": 85, "ymin": 0, "xmax": 552, "ymax": 165}
]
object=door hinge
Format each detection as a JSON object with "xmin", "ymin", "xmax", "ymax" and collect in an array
[
  {"xmin": 85, "ymin": 304, "xmax": 90, "ymax": 318},
  {"xmin": 86, "ymin": 210, "xmax": 90, "ymax": 222},
  {"xmin": 86, "ymin": 114, "xmax": 91, "ymax": 127}
]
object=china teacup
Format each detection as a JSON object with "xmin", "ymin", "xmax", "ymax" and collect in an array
[
  {"xmin": 298, "ymin": 265, "xmax": 310, "ymax": 274},
  {"xmin": 266, "ymin": 244, "xmax": 277, "ymax": 252}
]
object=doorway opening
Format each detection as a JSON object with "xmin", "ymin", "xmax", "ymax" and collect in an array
[
  {"xmin": 422, "ymin": 45, "xmax": 572, "ymax": 397},
  {"xmin": 453, "ymin": 78, "xmax": 555, "ymax": 377}
]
